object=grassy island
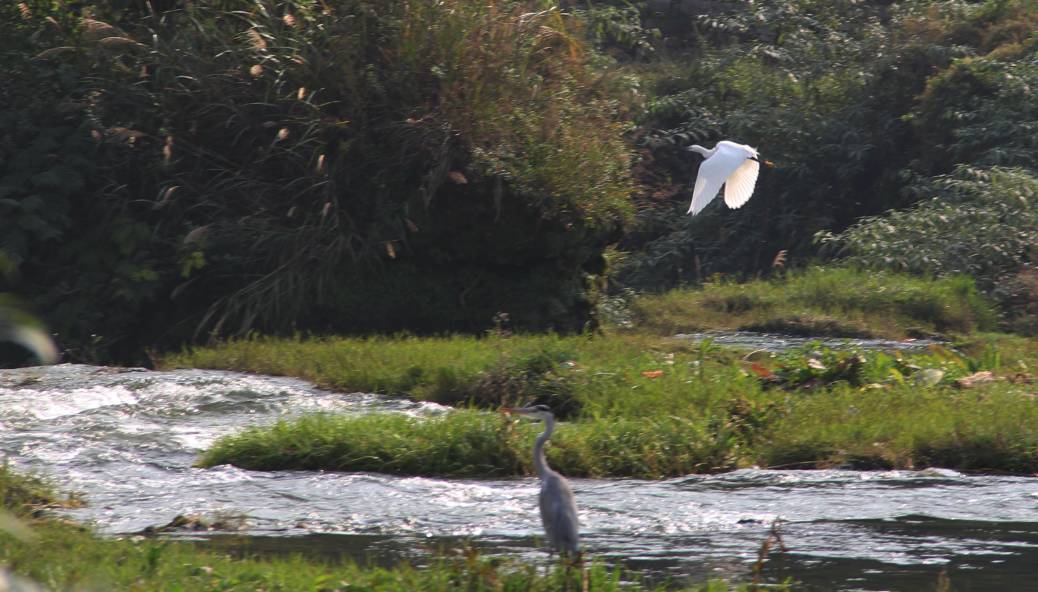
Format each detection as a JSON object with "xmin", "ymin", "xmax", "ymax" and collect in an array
[{"xmin": 169, "ymin": 269, "xmax": 1038, "ymax": 478}]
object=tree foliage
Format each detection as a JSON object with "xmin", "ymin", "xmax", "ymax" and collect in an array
[
  {"xmin": 2, "ymin": 0, "xmax": 635, "ymax": 360},
  {"xmin": 818, "ymin": 166, "xmax": 1038, "ymax": 330},
  {"xmin": 3, "ymin": 0, "xmax": 1037, "ymax": 359},
  {"xmin": 613, "ymin": 0, "xmax": 1038, "ymax": 298},
  {"xmin": 817, "ymin": 166, "xmax": 1038, "ymax": 288}
]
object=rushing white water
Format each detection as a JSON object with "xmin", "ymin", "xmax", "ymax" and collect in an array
[{"xmin": 3, "ymin": 363, "xmax": 1038, "ymax": 591}]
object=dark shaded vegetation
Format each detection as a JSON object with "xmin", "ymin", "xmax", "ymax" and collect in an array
[
  {"xmin": 612, "ymin": 0, "xmax": 1038, "ymax": 328},
  {"xmin": 1, "ymin": 0, "xmax": 633, "ymax": 363},
  {"xmin": 1, "ymin": 0, "xmax": 1035, "ymax": 364}
]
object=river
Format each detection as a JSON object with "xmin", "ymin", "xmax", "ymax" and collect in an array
[{"xmin": 2, "ymin": 355, "xmax": 1036, "ymax": 591}]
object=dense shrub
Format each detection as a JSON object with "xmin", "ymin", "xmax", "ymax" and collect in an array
[
  {"xmin": 817, "ymin": 167, "xmax": 1038, "ymax": 289},
  {"xmin": 817, "ymin": 166, "xmax": 1038, "ymax": 330},
  {"xmin": 612, "ymin": 0, "xmax": 1038, "ymax": 296},
  {"xmin": 2, "ymin": 0, "xmax": 635, "ymax": 360}
]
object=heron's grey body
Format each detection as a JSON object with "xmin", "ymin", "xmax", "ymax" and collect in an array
[
  {"xmin": 509, "ymin": 405, "xmax": 580, "ymax": 557},
  {"xmin": 532, "ymin": 415, "xmax": 580, "ymax": 555}
]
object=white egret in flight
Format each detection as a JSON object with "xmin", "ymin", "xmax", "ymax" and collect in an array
[
  {"xmin": 0, "ymin": 302, "xmax": 58, "ymax": 365},
  {"xmin": 686, "ymin": 140, "xmax": 771, "ymax": 216},
  {"xmin": 502, "ymin": 405, "xmax": 580, "ymax": 559}
]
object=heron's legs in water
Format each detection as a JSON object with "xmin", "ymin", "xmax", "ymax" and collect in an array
[{"xmin": 558, "ymin": 552, "xmax": 586, "ymax": 592}]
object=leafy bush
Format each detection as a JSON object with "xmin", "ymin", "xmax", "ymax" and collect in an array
[
  {"xmin": 3, "ymin": 0, "xmax": 635, "ymax": 359},
  {"xmin": 817, "ymin": 166, "xmax": 1038, "ymax": 293},
  {"xmin": 912, "ymin": 51, "xmax": 1038, "ymax": 175},
  {"xmin": 0, "ymin": 1, "xmax": 168, "ymax": 362},
  {"xmin": 613, "ymin": 0, "xmax": 1038, "ymax": 294}
]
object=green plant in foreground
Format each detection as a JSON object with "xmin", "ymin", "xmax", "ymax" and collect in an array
[
  {"xmin": 1, "ymin": 518, "xmax": 770, "ymax": 591},
  {"xmin": 759, "ymin": 342, "xmax": 1005, "ymax": 391},
  {"xmin": 0, "ymin": 464, "xmax": 78, "ymax": 517}
]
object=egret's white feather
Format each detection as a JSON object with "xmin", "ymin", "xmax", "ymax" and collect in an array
[
  {"xmin": 723, "ymin": 158, "xmax": 759, "ymax": 209},
  {"xmin": 687, "ymin": 140, "xmax": 762, "ymax": 216},
  {"xmin": 688, "ymin": 154, "xmax": 735, "ymax": 215}
]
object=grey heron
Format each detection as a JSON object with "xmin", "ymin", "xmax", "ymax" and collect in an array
[
  {"xmin": 686, "ymin": 140, "xmax": 772, "ymax": 216},
  {"xmin": 503, "ymin": 404, "xmax": 580, "ymax": 558}
]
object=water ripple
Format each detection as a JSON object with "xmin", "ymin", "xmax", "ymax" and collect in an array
[{"xmin": 3, "ymin": 364, "xmax": 1038, "ymax": 591}]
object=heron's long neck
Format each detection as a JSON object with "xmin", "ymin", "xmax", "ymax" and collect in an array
[
  {"xmin": 689, "ymin": 144, "xmax": 715, "ymax": 158},
  {"xmin": 532, "ymin": 416, "xmax": 555, "ymax": 478}
]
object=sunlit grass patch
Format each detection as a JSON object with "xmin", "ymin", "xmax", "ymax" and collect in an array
[
  {"xmin": 170, "ymin": 286, "xmax": 1037, "ymax": 479},
  {"xmin": 198, "ymin": 410, "xmax": 519, "ymax": 476},
  {"xmin": 172, "ymin": 311, "xmax": 1038, "ymax": 477},
  {"xmin": 757, "ymin": 384, "xmax": 1038, "ymax": 472},
  {"xmin": 629, "ymin": 267, "xmax": 996, "ymax": 338},
  {"xmin": 0, "ymin": 464, "xmax": 81, "ymax": 517},
  {"xmin": 163, "ymin": 332, "xmax": 762, "ymax": 421},
  {"xmin": 199, "ymin": 359, "xmax": 1038, "ymax": 478},
  {"xmin": 198, "ymin": 409, "xmax": 742, "ymax": 479},
  {"xmin": 166, "ymin": 334, "xmax": 504, "ymax": 398},
  {"xmin": 193, "ymin": 333, "xmax": 1038, "ymax": 477}
]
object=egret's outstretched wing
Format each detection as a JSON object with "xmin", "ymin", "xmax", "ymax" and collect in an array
[
  {"xmin": 723, "ymin": 158, "xmax": 760, "ymax": 209},
  {"xmin": 687, "ymin": 147, "xmax": 751, "ymax": 215}
]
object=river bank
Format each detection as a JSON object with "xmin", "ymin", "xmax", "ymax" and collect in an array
[
  {"xmin": 2, "ymin": 369, "xmax": 1035, "ymax": 591},
  {"xmin": 163, "ymin": 270, "xmax": 1035, "ymax": 477},
  {"xmin": 0, "ymin": 435, "xmax": 774, "ymax": 592},
  {"xmin": 3, "ymin": 269, "xmax": 1035, "ymax": 590}
]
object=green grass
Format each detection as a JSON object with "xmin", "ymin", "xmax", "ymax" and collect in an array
[
  {"xmin": 0, "ymin": 464, "xmax": 80, "ymax": 517},
  {"xmin": 0, "ymin": 519, "xmax": 775, "ymax": 592},
  {"xmin": 759, "ymin": 383, "xmax": 1038, "ymax": 472},
  {"xmin": 628, "ymin": 267, "xmax": 997, "ymax": 339},
  {"xmin": 193, "ymin": 335, "xmax": 1038, "ymax": 477},
  {"xmin": 170, "ymin": 268, "xmax": 1037, "ymax": 478},
  {"xmin": 198, "ymin": 410, "xmax": 739, "ymax": 478},
  {"xmin": 0, "ymin": 469, "xmax": 780, "ymax": 592},
  {"xmin": 164, "ymin": 332, "xmax": 758, "ymax": 419}
]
